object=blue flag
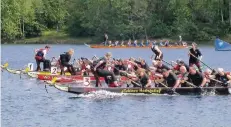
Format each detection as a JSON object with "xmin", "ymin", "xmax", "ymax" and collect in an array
[{"xmin": 215, "ymin": 38, "xmax": 231, "ymax": 51}]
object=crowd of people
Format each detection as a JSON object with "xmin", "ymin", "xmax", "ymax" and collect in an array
[
  {"xmin": 102, "ymin": 33, "xmax": 187, "ymax": 47},
  {"xmin": 34, "ymin": 42, "xmax": 231, "ymax": 92}
]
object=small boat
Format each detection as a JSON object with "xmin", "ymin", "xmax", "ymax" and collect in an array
[
  {"xmin": 4, "ymin": 66, "xmax": 71, "ymax": 77},
  {"xmin": 53, "ymin": 85, "xmax": 231, "ymax": 95},
  {"xmin": 85, "ymin": 44, "xmax": 188, "ymax": 49}
]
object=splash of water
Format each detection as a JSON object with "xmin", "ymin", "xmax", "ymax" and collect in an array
[{"xmin": 75, "ymin": 90, "xmax": 125, "ymax": 99}]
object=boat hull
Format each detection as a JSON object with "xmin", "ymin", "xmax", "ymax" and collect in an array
[{"xmin": 54, "ymin": 85, "xmax": 231, "ymax": 95}]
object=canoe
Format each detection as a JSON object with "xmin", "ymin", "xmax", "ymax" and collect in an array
[
  {"xmin": 5, "ymin": 67, "xmax": 71, "ymax": 78},
  {"xmin": 27, "ymin": 71, "xmax": 71, "ymax": 78},
  {"xmin": 86, "ymin": 44, "xmax": 188, "ymax": 49},
  {"xmin": 53, "ymin": 85, "xmax": 231, "ymax": 95}
]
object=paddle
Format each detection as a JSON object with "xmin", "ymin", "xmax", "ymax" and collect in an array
[
  {"xmin": 162, "ymin": 59, "xmax": 174, "ymax": 67},
  {"xmin": 113, "ymin": 66, "xmax": 142, "ymax": 87},
  {"xmin": 155, "ymin": 80, "xmax": 180, "ymax": 95},
  {"xmin": 189, "ymin": 53, "xmax": 213, "ymax": 70},
  {"xmin": 209, "ymin": 78, "xmax": 229, "ymax": 86}
]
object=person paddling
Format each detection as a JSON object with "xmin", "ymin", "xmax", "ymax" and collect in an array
[
  {"xmin": 185, "ymin": 66, "xmax": 207, "ymax": 87},
  {"xmin": 151, "ymin": 44, "xmax": 163, "ymax": 60},
  {"xmin": 162, "ymin": 69, "xmax": 180, "ymax": 91},
  {"xmin": 93, "ymin": 52, "xmax": 119, "ymax": 87},
  {"xmin": 213, "ymin": 68, "xmax": 231, "ymax": 87},
  {"xmin": 132, "ymin": 68, "xmax": 151, "ymax": 88},
  {"xmin": 59, "ymin": 49, "xmax": 76, "ymax": 75},
  {"xmin": 156, "ymin": 61, "xmax": 170, "ymax": 73},
  {"xmin": 188, "ymin": 42, "xmax": 202, "ymax": 72},
  {"xmin": 34, "ymin": 45, "xmax": 50, "ymax": 71}
]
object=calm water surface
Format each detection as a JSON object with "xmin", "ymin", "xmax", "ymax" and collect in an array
[{"xmin": 1, "ymin": 44, "xmax": 231, "ymax": 127}]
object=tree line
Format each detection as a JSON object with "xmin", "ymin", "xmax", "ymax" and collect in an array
[{"xmin": 2, "ymin": 0, "xmax": 231, "ymax": 43}]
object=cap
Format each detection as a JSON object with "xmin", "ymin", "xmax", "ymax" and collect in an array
[{"xmin": 217, "ymin": 68, "xmax": 224, "ymax": 73}]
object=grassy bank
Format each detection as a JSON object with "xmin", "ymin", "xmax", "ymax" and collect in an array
[{"xmin": 13, "ymin": 30, "xmax": 92, "ymax": 44}]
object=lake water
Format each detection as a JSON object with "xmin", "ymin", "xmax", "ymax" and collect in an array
[{"xmin": 1, "ymin": 44, "xmax": 231, "ymax": 127}]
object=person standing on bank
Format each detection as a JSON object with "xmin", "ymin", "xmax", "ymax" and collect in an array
[
  {"xmin": 188, "ymin": 42, "xmax": 203, "ymax": 72},
  {"xmin": 104, "ymin": 33, "xmax": 108, "ymax": 46}
]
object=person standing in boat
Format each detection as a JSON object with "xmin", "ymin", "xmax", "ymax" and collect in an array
[
  {"xmin": 93, "ymin": 52, "xmax": 119, "ymax": 87},
  {"xmin": 104, "ymin": 33, "xmax": 108, "ymax": 46},
  {"xmin": 151, "ymin": 44, "xmax": 163, "ymax": 60},
  {"xmin": 59, "ymin": 49, "xmax": 76, "ymax": 75},
  {"xmin": 188, "ymin": 42, "xmax": 203, "ymax": 72},
  {"xmin": 34, "ymin": 45, "xmax": 50, "ymax": 71}
]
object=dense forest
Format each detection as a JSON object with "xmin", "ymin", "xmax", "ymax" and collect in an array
[{"xmin": 1, "ymin": 0, "xmax": 231, "ymax": 43}]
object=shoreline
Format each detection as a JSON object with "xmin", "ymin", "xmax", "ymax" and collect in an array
[
  {"xmin": 2, "ymin": 35, "xmax": 230, "ymax": 45},
  {"xmin": 1, "ymin": 38, "xmax": 216, "ymax": 45}
]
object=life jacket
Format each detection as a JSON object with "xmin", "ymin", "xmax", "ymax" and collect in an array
[
  {"xmin": 173, "ymin": 65, "xmax": 180, "ymax": 71},
  {"xmin": 35, "ymin": 49, "xmax": 44, "ymax": 60}
]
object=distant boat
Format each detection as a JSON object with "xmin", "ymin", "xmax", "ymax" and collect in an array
[{"xmin": 215, "ymin": 38, "xmax": 231, "ymax": 51}]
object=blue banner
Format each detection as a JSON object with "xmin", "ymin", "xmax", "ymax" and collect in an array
[{"xmin": 215, "ymin": 38, "xmax": 231, "ymax": 51}]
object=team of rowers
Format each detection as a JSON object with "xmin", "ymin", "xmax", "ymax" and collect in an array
[
  {"xmin": 103, "ymin": 34, "xmax": 187, "ymax": 47},
  {"xmin": 34, "ymin": 43, "xmax": 231, "ymax": 92}
]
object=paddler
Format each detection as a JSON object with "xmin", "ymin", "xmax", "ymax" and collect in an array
[
  {"xmin": 134, "ymin": 59, "xmax": 149, "ymax": 70},
  {"xmin": 93, "ymin": 52, "xmax": 119, "ymax": 87},
  {"xmin": 188, "ymin": 42, "xmax": 202, "ymax": 72},
  {"xmin": 156, "ymin": 61, "xmax": 170, "ymax": 73},
  {"xmin": 59, "ymin": 49, "xmax": 76, "ymax": 75},
  {"xmin": 185, "ymin": 66, "xmax": 207, "ymax": 87},
  {"xmin": 132, "ymin": 68, "xmax": 151, "ymax": 88},
  {"xmin": 151, "ymin": 44, "xmax": 163, "ymax": 60},
  {"xmin": 213, "ymin": 68, "xmax": 231, "ymax": 87},
  {"xmin": 34, "ymin": 45, "xmax": 50, "ymax": 71},
  {"xmin": 162, "ymin": 69, "xmax": 180, "ymax": 91},
  {"xmin": 113, "ymin": 59, "xmax": 127, "ymax": 76},
  {"xmin": 173, "ymin": 59, "xmax": 189, "ymax": 72},
  {"xmin": 178, "ymin": 66, "xmax": 189, "ymax": 87}
]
